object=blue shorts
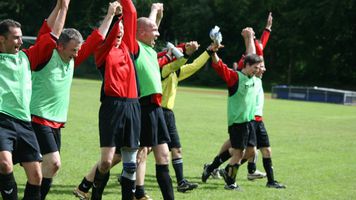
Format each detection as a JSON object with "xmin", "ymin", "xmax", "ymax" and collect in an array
[{"xmin": 0, "ymin": 113, "xmax": 42, "ymax": 164}]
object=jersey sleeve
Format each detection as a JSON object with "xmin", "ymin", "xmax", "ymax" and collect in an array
[
  {"xmin": 23, "ymin": 33, "xmax": 57, "ymax": 70},
  {"xmin": 161, "ymin": 58, "xmax": 188, "ymax": 79},
  {"xmin": 178, "ymin": 51, "xmax": 210, "ymax": 81},
  {"xmin": 211, "ymin": 59, "xmax": 238, "ymax": 87},
  {"xmin": 121, "ymin": 0, "xmax": 137, "ymax": 54},
  {"xmin": 74, "ymin": 29, "xmax": 105, "ymax": 67},
  {"xmin": 36, "ymin": 20, "xmax": 52, "ymax": 42},
  {"xmin": 260, "ymin": 29, "xmax": 271, "ymax": 49},
  {"xmin": 94, "ymin": 19, "xmax": 121, "ymax": 67}
]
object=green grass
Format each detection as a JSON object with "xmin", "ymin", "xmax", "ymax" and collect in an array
[{"xmin": 14, "ymin": 78, "xmax": 356, "ymax": 199}]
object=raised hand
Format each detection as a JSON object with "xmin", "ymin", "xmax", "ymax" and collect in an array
[
  {"xmin": 185, "ymin": 41, "xmax": 200, "ymax": 56},
  {"xmin": 266, "ymin": 12, "xmax": 273, "ymax": 30}
]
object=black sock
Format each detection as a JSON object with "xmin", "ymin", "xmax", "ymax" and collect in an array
[
  {"xmin": 247, "ymin": 162, "xmax": 256, "ymax": 174},
  {"xmin": 23, "ymin": 182, "xmax": 40, "ymax": 200},
  {"xmin": 172, "ymin": 158, "xmax": 184, "ymax": 184},
  {"xmin": 263, "ymin": 157, "xmax": 274, "ymax": 183},
  {"xmin": 0, "ymin": 172, "xmax": 18, "ymax": 200},
  {"xmin": 208, "ymin": 150, "xmax": 231, "ymax": 172},
  {"xmin": 91, "ymin": 168, "xmax": 110, "ymax": 200},
  {"xmin": 240, "ymin": 159, "xmax": 247, "ymax": 165},
  {"xmin": 78, "ymin": 177, "xmax": 93, "ymax": 193},
  {"xmin": 121, "ymin": 176, "xmax": 135, "ymax": 200},
  {"xmin": 135, "ymin": 185, "xmax": 145, "ymax": 199},
  {"xmin": 224, "ymin": 164, "xmax": 240, "ymax": 185},
  {"xmin": 156, "ymin": 164, "xmax": 174, "ymax": 200},
  {"xmin": 40, "ymin": 178, "xmax": 52, "ymax": 200}
]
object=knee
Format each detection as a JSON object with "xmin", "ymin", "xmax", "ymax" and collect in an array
[
  {"xmin": 0, "ymin": 160, "xmax": 13, "ymax": 174},
  {"xmin": 261, "ymin": 147, "xmax": 272, "ymax": 158},
  {"xmin": 50, "ymin": 159, "xmax": 61, "ymax": 174},
  {"xmin": 99, "ymin": 160, "xmax": 112, "ymax": 172},
  {"xmin": 136, "ymin": 148, "xmax": 148, "ymax": 164},
  {"xmin": 158, "ymin": 151, "xmax": 170, "ymax": 164},
  {"xmin": 29, "ymin": 169, "xmax": 42, "ymax": 185},
  {"xmin": 172, "ymin": 148, "xmax": 182, "ymax": 158}
]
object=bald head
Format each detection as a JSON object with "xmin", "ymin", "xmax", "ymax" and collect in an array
[
  {"xmin": 136, "ymin": 17, "xmax": 160, "ymax": 47},
  {"xmin": 137, "ymin": 17, "xmax": 155, "ymax": 32}
]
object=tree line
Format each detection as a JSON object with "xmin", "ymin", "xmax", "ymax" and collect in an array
[{"xmin": 1, "ymin": 0, "xmax": 355, "ymax": 90}]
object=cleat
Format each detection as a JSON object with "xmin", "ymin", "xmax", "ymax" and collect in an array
[
  {"xmin": 211, "ymin": 168, "xmax": 222, "ymax": 179},
  {"xmin": 224, "ymin": 183, "xmax": 241, "ymax": 191},
  {"xmin": 247, "ymin": 169, "xmax": 266, "ymax": 180},
  {"xmin": 177, "ymin": 179, "xmax": 198, "ymax": 193},
  {"xmin": 73, "ymin": 187, "xmax": 90, "ymax": 200},
  {"xmin": 134, "ymin": 194, "xmax": 153, "ymax": 200},
  {"xmin": 201, "ymin": 163, "xmax": 211, "ymax": 183},
  {"xmin": 266, "ymin": 181, "xmax": 286, "ymax": 189}
]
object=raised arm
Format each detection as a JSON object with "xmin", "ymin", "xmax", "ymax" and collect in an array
[
  {"xmin": 51, "ymin": 0, "xmax": 70, "ymax": 38},
  {"xmin": 161, "ymin": 41, "xmax": 199, "ymax": 78},
  {"xmin": 74, "ymin": 2, "xmax": 120, "ymax": 67},
  {"xmin": 47, "ymin": 0, "xmax": 62, "ymax": 30},
  {"xmin": 260, "ymin": 12, "xmax": 272, "ymax": 48},
  {"xmin": 36, "ymin": 0, "xmax": 61, "ymax": 39},
  {"xmin": 242, "ymin": 27, "xmax": 256, "ymax": 55},
  {"xmin": 121, "ymin": 0, "xmax": 137, "ymax": 53},
  {"xmin": 98, "ymin": 1, "xmax": 121, "ymax": 37},
  {"xmin": 148, "ymin": 3, "xmax": 164, "ymax": 28}
]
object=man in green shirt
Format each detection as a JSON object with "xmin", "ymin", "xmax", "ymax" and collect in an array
[{"xmin": 0, "ymin": 0, "xmax": 68, "ymax": 199}]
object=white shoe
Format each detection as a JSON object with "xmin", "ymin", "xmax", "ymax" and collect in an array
[{"xmin": 247, "ymin": 170, "xmax": 266, "ymax": 180}]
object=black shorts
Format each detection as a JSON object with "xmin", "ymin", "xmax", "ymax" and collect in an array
[
  {"xmin": 252, "ymin": 120, "xmax": 270, "ymax": 148},
  {"xmin": 140, "ymin": 104, "xmax": 170, "ymax": 147},
  {"xmin": 163, "ymin": 108, "xmax": 181, "ymax": 149},
  {"xmin": 32, "ymin": 122, "xmax": 61, "ymax": 155},
  {"xmin": 0, "ymin": 113, "xmax": 42, "ymax": 164},
  {"xmin": 99, "ymin": 97, "xmax": 141, "ymax": 149},
  {"xmin": 228, "ymin": 121, "xmax": 256, "ymax": 149}
]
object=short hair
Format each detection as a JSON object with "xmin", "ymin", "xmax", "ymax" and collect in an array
[
  {"xmin": 57, "ymin": 28, "xmax": 83, "ymax": 46},
  {"xmin": 243, "ymin": 54, "xmax": 263, "ymax": 67},
  {"xmin": 0, "ymin": 19, "xmax": 21, "ymax": 37}
]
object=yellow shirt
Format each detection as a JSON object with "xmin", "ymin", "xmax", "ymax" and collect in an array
[{"xmin": 161, "ymin": 51, "xmax": 210, "ymax": 110}]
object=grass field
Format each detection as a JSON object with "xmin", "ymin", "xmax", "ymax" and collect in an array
[{"xmin": 13, "ymin": 78, "xmax": 356, "ymax": 200}]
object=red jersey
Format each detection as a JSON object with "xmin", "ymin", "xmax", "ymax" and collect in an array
[{"xmin": 95, "ymin": 0, "xmax": 138, "ymax": 99}]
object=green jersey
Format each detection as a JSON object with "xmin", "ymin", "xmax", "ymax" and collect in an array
[
  {"xmin": 0, "ymin": 51, "xmax": 32, "ymax": 121},
  {"xmin": 30, "ymin": 50, "xmax": 74, "ymax": 122},
  {"xmin": 135, "ymin": 41, "xmax": 162, "ymax": 97},
  {"xmin": 227, "ymin": 71, "xmax": 257, "ymax": 125}
]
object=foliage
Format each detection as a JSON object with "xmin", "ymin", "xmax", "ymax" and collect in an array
[{"xmin": 1, "ymin": 0, "xmax": 355, "ymax": 90}]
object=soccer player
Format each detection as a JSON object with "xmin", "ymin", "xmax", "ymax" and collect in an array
[
  {"xmin": 202, "ymin": 13, "xmax": 274, "ymax": 182},
  {"xmin": 30, "ymin": 1, "xmax": 121, "ymax": 199},
  {"xmin": 133, "ymin": 2, "xmax": 175, "ymax": 200},
  {"xmin": 160, "ymin": 41, "xmax": 211, "ymax": 192},
  {"xmin": 206, "ymin": 27, "xmax": 263, "ymax": 190},
  {"xmin": 0, "ymin": 0, "xmax": 67, "ymax": 199},
  {"xmin": 75, "ymin": 1, "xmax": 141, "ymax": 200}
]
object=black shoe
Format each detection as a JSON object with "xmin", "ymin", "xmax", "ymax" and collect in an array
[
  {"xmin": 177, "ymin": 179, "xmax": 198, "ymax": 193},
  {"xmin": 201, "ymin": 164, "xmax": 211, "ymax": 183},
  {"xmin": 266, "ymin": 181, "xmax": 286, "ymax": 189}
]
